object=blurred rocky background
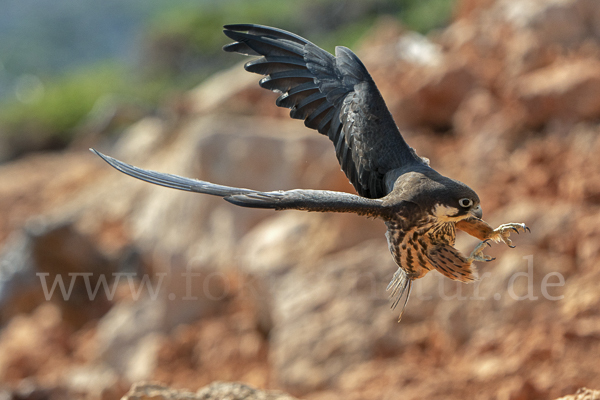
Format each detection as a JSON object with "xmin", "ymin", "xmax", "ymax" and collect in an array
[{"xmin": 1, "ymin": 0, "xmax": 599, "ymax": 399}]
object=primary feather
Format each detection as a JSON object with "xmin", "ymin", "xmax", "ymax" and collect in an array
[{"xmin": 223, "ymin": 24, "xmax": 425, "ymax": 198}]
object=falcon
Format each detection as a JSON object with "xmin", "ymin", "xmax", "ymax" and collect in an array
[{"xmin": 92, "ymin": 24, "xmax": 529, "ymax": 321}]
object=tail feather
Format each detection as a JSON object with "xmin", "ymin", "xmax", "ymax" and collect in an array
[{"xmin": 386, "ymin": 268, "xmax": 413, "ymax": 322}]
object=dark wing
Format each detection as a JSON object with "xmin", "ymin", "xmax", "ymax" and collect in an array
[
  {"xmin": 92, "ymin": 149, "xmax": 388, "ymax": 218},
  {"xmin": 223, "ymin": 24, "xmax": 423, "ymax": 199}
]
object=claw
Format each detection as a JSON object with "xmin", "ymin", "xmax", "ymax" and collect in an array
[
  {"xmin": 492, "ymin": 223, "xmax": 529, "ymax": 248},
  {"xmin": 525, "ymin": 226, "xmax": 531, "ymax": 233},
  {"xmin": 468, "ymin": 240, "xmax": 495, "ymax": 263}
]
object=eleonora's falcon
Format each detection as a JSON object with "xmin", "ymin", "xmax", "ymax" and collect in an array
[{"xmin": 92, "ymin": 24, "xmax": 530, "ymax": 321}]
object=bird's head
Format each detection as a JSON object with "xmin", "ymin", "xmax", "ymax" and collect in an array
[
  {"xmin": 389, "ymin": 168, "xmax": 482, "ymax": 222},
  {"xmin": 430, "ymin": 179, "xmax": 481, "ymax": 222}
]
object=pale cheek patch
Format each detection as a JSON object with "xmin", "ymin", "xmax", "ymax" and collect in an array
[{"xmin": 433, "ymin": 204, "xmax": 463, "ymax": 221}]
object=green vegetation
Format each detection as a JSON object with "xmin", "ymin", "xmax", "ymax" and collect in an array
[
  {"xmin": 400, "ymin": 0, "xmax": 456, "ymax": 33},
  {"xmin": 0, "ymin": 0, "xmax": 455, "ymax": 159},
  {"xmin": 2, "ymin": 65, "xmax": 121, "ymax": 139},
  {"xmin": 0, "ymin": 64, "xmax": 167, "ymax": 152}
]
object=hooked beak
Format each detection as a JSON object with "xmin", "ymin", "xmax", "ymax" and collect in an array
[{"xmin": 470, "ymin": 205, "xmax": 482, "ymax": 219}]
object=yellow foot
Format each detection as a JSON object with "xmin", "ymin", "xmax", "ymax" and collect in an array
[
  {"xmin": 491, "ymin": 223, "xmax": 530, "ymax": 248},
  {"xmin": 467, "ymin": 239, "xmax": 495, "ymax": 263}
]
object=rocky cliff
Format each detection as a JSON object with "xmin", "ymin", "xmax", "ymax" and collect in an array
[{"xmin": 0, "ymin": 0, "xmax": 599, "ymax": 399}]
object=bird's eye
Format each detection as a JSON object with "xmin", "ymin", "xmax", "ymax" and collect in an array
[{"xmin": 459, "ymin": 198, "xmax": 473, "ymax": 208}]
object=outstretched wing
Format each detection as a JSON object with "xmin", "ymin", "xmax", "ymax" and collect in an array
[
  {"xmin": 92, "ymin": 149, "xmax": 388, "ymax": 218},
  {"xmin": 223, "ymin": 24, "xmax": 423, "ymax": 199}
]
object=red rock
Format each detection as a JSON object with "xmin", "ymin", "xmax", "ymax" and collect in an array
[
  {"xmin": 1, "ymin": 0, "xmax": 600, "ymax": 398},
  {"xmin": 515, "ymin": 59, "xmax": 600, "ymax": 127}
]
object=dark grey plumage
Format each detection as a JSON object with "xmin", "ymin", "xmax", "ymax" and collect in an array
[
  {"xmin": 90, "ymin": 150, "xmax": 388, "ymax": 217},
  {"xmin": 92, "ymin": 24, "xmax": 529, "ymax": 321},
  {"xmin": 223, "ymin": 23, "xmax": 424, "ymax": 199}
]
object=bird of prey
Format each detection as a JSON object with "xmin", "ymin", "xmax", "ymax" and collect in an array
[{"xmin": 92, "ymin": 24, "xmax": 529, "ymax": 321}]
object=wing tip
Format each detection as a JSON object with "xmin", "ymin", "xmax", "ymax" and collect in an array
[
  {"xmin": 223, "ymin": 23, "xmax": 258, "ymax": 32},
  {"xmin": 90, "ymin": 148, "xmax": 114, "ymax": 165}
]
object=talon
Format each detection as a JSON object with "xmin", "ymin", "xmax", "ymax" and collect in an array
[
  {"xmin": 492, "ymin": 223, "xmax": 530, "ymax": 249},
  {"xmin": 467, "ymin": 240, "xmax": 496, "ymax": 263}
]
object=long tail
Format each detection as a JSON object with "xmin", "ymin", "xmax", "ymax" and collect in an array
[{"xmin": 386, "ymin": 268, "xmax": 413, "ymax": 322}]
